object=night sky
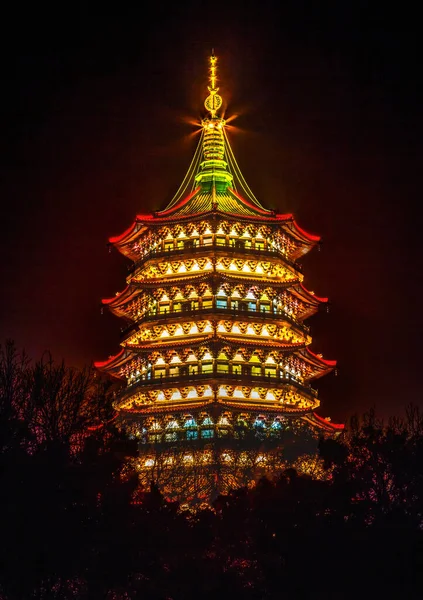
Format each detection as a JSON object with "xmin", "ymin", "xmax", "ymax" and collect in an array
[{"xmin": 0, "ymin": 2, "xmax": 421, "ymax": 423}]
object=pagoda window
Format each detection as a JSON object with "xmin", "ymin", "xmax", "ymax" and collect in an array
[
  {"xmin": 164, "ymin": 241, "xmax": 174, "ymax": 251},
  {"xmin": 165, "ymin": 420, "xmax": 179, "ymax": 442},
  {"xmin": 176, "ymin": 239, "xmax": 184, "ymax": 250},
  {"xmin": 189, "ymin": 364, "xmax": 198, "ymax": 375},
  {"xmin": 259, "ymin": 301, "xmax": 271, "ymax": 313},
  {"xmin": 203, "ymin": 236, "xmax": 213, "ymax": 246},
  {"xmin": 216, "ymin": 298, "xmax": 227, "ymax": 309},
  {"xmin": 184, "ymin": 417, "xmax": 198, "ymax": 440},
  {"xmin": 159, "ymin": 303, "xmax": 169, "ymax": 314},
  {"xmin": 255, "ymin": 240, "xmax": 265, "ymax": 250},
  {"xmin": 264, "ymin": 366, "xmax": 277, "ymax": 378},
  {"xmin": 234, "ymin": 239, "xmax": 245, "ymax": 250},
  {"xmin": 216, "ymin": 236, "xmax": 226, "ymax": 246},
  {"xmin": 232, "ymin": 364, "xmax": 241, "ymax": 375},
  {"xmin": 173, "ymin": 301, "xmax": 182, "ymax": 312},
  {"xmin": 248, "ymin": 300, "xmax": 257, "ymax": 311},
  {"xmin": 217, "ymin": 362, "xmax": 229, "ymax": 374},
  {"xmin": 202, "ymin": 298, "xmax": 213, "ymax": 310},
  {"xmin": 169, "ymin": 366, "xmax": 180, "ymax": 378},
  {"xmin": 251, "ymin": 366, "xmax": 262, "ymax": 377},
  {"xmin": 201, "ymin": 429, "xmax": 214, "ymax": 439},
  {"xmin": 154, "ymin": 366, "xmax": 166, "ymax": 378},
  {"xmin": 201, "ymin": 362, "xmax": 213, "ymax": 374},
  {"xmin": 201, "ymin": 416, "xmax": 214, "ymax": 439}
]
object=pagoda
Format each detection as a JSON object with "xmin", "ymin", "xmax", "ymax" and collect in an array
[{"xmin": 96, "ymin": 55, "xmax": 343, "ymax": 502}]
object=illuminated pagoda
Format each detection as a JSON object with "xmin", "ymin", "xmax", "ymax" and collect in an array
[{"xmin": 96, "ymin": 55, "xmax": 343, "ymax": 502}]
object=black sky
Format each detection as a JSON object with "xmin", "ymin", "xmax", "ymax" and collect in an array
[{"xmin": 0, "ymin": 2, "xmax": 421, "ymax": 422}]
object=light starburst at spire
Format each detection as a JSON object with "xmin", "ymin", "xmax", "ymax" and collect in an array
[{"xmin": 204, "ymin": 53, "xmax": 223, "ymax": 117}]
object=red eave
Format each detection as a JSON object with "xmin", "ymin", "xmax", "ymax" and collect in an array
[
  {"xmin": 312, "ymin": 412, "xmax": 345, "ymax": 431},
  {"xmin": 306, "ymin": 348, "xmax": 337, "ymax": 368},
  {"xmin": 94, "ymin": 348, "xmax": 125, "ymax": 370},
  {"xmin": 101, "ymin": 285, "xmax": 131, "ymax": 306},
  {"xmin": 291, "ymin": 219, "xmax": 321, "ymax": 243},
  {"xmin": 228, "ymin": 188, "xmax": 274, "ymax": 216},
  {"xmin": 299, "ymin": 283, "xmax": 328, "ymax": 304},
  {"xmin": 109, "ymin": 222, "xmax": 138, "ymax": 245}
]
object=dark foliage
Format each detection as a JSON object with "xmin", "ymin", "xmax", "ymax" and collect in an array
[{"xmin": 1, "ymin": 341, "xmax": 423, "ymax": 599}]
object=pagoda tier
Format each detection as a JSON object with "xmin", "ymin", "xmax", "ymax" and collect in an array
[
  {"xmin": 96, "ymin": 55, "xmax": 342, "ymax": 501},
  {"xmin": 109, "ymin": 211, "xmax": 320, "ymax": 262},
  {"xmin": 103, "ymin": 276, "xmax": 325, "ymax": 323}
]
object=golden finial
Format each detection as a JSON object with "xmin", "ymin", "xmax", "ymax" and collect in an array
[{"xmin": 204, "ymin": 53, "xmax": 222, "ymax": 118}]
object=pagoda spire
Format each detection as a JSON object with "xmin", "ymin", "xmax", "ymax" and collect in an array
[
  {"xmin": 195, "ymin": 53, "xmax": 231, "ymax": 192},
  {"xmin": 152, "ymin": 54, "xmax": 275, "ymax": 217},
  {"xmin": 204, "ymin": 53, "xmax": 223, "ymax": 118}
]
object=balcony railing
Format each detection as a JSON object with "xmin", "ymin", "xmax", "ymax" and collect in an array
[
  {"xmin": 123, "ymin": 370, "xmax": 318, "ymax": 400},
  {"xmin": 121, "ymin": 305, "xmax": 310, "ymax": 339},
  {"xmin": 128, "ymin": 241, "xmax": 302, "ymax": 275}
]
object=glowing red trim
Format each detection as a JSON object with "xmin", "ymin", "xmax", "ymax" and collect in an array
[
  {"xmin": 306, "ymin": 348, "xmax": 337, "ymax": 367},
  {"xmin": 156, "ymin": 188, "xmax": 201, "ymax": 217},
  {"xmin": 109, "ymin": 222, "xmax": 139, "ymax": 245},
  {"xmin": 275, "ymin": 213, "xmax": 293, "ymax": 220},
  {"xmin": 292, "ymin": 220, "xmax": 320, "ymax": 242},
  {"xmin": 101, "ymin": 285, "xmax": 131, "ymax": 306},
  {"xmin": 312, "ymin": 412, "xmax": 344, "ymax": 430},
  {"xmin": 228, "ymin": 188, "xmax": 273, "ymax": 216},
  {"xmin": 299, "ymin": 283, "xmax": 328, "ymax": 303},
  {"xmin": 94, "ymin": 348, "xmax": 125, "ymax": 369}
]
